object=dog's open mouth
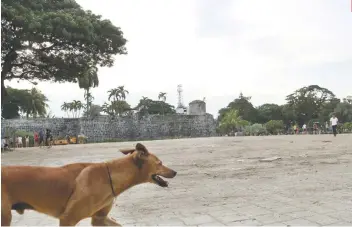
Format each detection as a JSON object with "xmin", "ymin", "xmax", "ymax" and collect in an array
[{"xmin": 152, "ymin": 174, "xmax": 168, "ymax": 187}]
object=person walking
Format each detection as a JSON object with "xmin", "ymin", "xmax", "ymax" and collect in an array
[
  {"xmin": 330, "ymin": 113, "xmax": 338, "ymax": 137},
  {"xmin": 302, "ymin": 123, "xmax": 307, "ymax": 134}
]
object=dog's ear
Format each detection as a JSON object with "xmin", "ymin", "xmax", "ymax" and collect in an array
[
  {"xmin": 120, "ymin": 148, "xmax": 135, "ymax": 155},
  {"xmin": 135, "ymin": 143, "xmax": 149, "ymax": 156},
  {"xmin": 134, "ymin": 143, "xmax": 149, "ymax": 169}
]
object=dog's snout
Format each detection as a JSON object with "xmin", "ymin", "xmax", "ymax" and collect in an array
[{"xmin": 173, "ymin": 171, "xmax": 177, "ymax": 177}]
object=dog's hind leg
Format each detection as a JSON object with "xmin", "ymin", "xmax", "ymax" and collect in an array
[
  {"xmin": 1, "ymin": 193, "xmax": 12, "ymax": 226},
  {"xmin": 91, "ymin": 202, "xmax": 121, "ymax": 226}
]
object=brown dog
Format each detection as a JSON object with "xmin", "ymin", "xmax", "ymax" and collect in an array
[{"xmin": 1, "ymin": 143, "xmax": 177, "ymax": 226}]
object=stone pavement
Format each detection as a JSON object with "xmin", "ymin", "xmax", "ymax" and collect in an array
[{"xmin": 2, "ymin": 135, "xmax": 352, "ymax": 226}]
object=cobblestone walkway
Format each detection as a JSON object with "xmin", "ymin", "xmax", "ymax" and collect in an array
[{"xmin": 2, "ymin": 135, "xmax": 352, "ymax": 226}]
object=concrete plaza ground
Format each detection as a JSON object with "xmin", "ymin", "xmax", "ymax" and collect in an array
[{"xmin": 1, "ymin": 135, "xmax": 352, "ymax": 226}]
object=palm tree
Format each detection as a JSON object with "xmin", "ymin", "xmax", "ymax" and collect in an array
[
  {"xmin": 61, "ymin": 102, "xmax": 71, "ymax": 117},
  {"xmin": 77, "ymin": 65, "xmax": 99, "ymax": 113},
  {"xmin": 219, "ymin": 109, "xmax": 249, "ymax": 135},
  {"xmin": 117, "ymin": 86, "xmax": 129, "ymax": 100},
  {"xmin": 23, "ymin": 88, "xmax": 48, "ymax": 118},
  {"xmin": 108, "ymin": 86, "xmax": 129, "ymax": 101},
  {"xmin": 158, "ymin": 92, "xmax": 167, "ymax": 115},
  {"xmin": 71, "ymin": 100, "xmax": 84, "ymax": 118}
]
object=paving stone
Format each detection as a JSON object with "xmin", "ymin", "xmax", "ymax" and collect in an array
[
  {"xmin": 254, "ymin": 213, "xmax": 294, "ymax": 225},
  {"xmin": 303, "ymin": 213, "xmax": 340, "ymax": 225},
  {"xmin": 181, "ymin": 215, "xmax": 218, "ymax": 225},
  {"xmin": 226, "ymin": 218, "xmax": 263, "ymax": 226},
  {"xmin": 284, "ymin": 218, "xmax": 320, "ymax": 226},
  {"xmin": 198, "ymin": 221, "xmax": 226, "ymax": 226}
]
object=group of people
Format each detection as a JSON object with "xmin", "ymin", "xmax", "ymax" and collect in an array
[
  {"xmin": 290, "ymin": 114, "xmax": 339, "ymax": 137},
  {"xmin": 1, "ymin": 128, "xmax": 53, "ymax": 150}
]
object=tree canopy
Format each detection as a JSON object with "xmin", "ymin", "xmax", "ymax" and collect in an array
[
  {"xmin": 1, "ymin": 0, "xmax": 127, "ymax": 102},
  {"xmin": 2, "ymin": 86, "xmax": 48, "ymax": 119}
]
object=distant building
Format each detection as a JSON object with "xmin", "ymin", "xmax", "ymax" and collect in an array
[{"xmin": 188, "ymin": 100, "xmax": 206, "ymax": 115}]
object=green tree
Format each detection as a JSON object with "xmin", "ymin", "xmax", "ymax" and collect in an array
[
  {"xmin": 158, "ymin": 92, "xmax": 167, "ymax": 115},
  {"xmin": 218, "ymin": 109, "xmax": 250, "ymax": 135},
  {"xmin": 1, "ymin": 87, "xmax": 48, "ymax": 119},
  {"xmin": 334, "ymin": 101, "xmax": 352, "ymax": 123},
  {"xmin": 1, "ymin": 0, "xmax": 127, "ymax": 102},
  {"xmin": 83, "ymin": 104, "xmax": 102, "ymax": 118},
  {"xmin": 218, "ymin": 92, "xmax": 257, "ymax": 123},
  {"xmin": 108, "ymin": 86, "xmax": 129, "ymax": 102},
  {"xmin": 265, "ymin": 120, "xmax": 284, "ymax": 135},
  {"xmin": 102, "ymin": 100, "xmax": 131, "ymax": 116},
  {"xmin": 256, "ymin": 103, "xmax": 283, "ymax": 124},
  {"xmin": 77, "ymin": 65, "xmax": 99, "ymax": 113},
  {"xmin": 61, "ymin": 100, "xmax": 84, "ymax": 118},
  {"xmin": 135, "ymin": 97, "xmax": 175, "ymax": 116},
  {"xmin": 286, "ymin": 85, "xmax": 335, "ymax": 125}
]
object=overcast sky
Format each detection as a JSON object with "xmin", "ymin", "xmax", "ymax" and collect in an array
[{"xmin": 7, "ymin": 0, "xmax": 352, "ymax": 117}]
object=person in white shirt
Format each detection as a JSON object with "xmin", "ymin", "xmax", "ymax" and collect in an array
[
  {"xmin": 330, "ymin": 113, "xmax": 338, "ymax": 137},
  {"xmin": 17, "ymin": 136, "xmax": 23, "ymax": 148},
  {"xmin": 302, "ymin": 123, "xmax": 307, "ymax": 134}
]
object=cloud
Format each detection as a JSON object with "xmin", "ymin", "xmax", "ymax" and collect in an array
[{"xmin": 7, "ymin": 0, "xmax": 352, "ymax": 117}]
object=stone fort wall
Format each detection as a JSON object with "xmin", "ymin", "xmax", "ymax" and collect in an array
[{"xmin": 1, "ymin": 114, "xmax": 216, "ymax": 142}]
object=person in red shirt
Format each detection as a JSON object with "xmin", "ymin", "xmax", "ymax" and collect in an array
[{"xmin": 34, "ymin": 131, "xmax": 39, "ymax": 147}]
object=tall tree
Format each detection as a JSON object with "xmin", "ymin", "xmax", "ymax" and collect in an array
[
  {"xmin": 286, "ymin": 85, "xmax": 335, "ymax": 125},
  {"xmin": 218, "ymin": 109, "xmax": 250, "ymax": 135},
  {"xmin": 1, "ymin": 86, "xmax": 48, "ymax": 119},
  {"xmin": 108, "ymin": 86, "xmax": 129, "ymax": 101},
  {"xmin": 83, "ymin": 104, "xmax": 102, "ymax": 118},
  {"xmin": 77, "ymin": 65, "xmax": 99, "ymax": 113},
  {"xmin": 256, "ymin": 103, "xmax": 283, "ymax": 124},
  {"xmin": 158, "ymin": 92, "xmax": 167, "ymax": 115},
  {"xmin": 134, "ymin": 97, "xmax": 175, "ymax": 116},
  {"xmin": 1, "ymin": 0, "xmax": 127, "ymax": 103},
  {"xmin": 218, "ymin": 92, "xmax": 257, "ymax": 123}
]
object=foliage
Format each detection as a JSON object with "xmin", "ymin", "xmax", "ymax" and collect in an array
[
  {"xmin": 1, "ymin": 86, "xmax": 48, "ymax": 119},
  {"xmin": 265, "ymin": 120, "xmax": 284, "ymax": 135},
  {"xmin": 77, "ymin": 65, "xmax": 99, "ymax": 113},
  {"xmin": 244, "ymin": 123, "xmax": 267, "ymax": 136},
  {"xmin": 102, "ymin": 100, "xmax": 131, "ymax": 116},
  {"xmin": 218, "ymin": 92, "xmax": 257, "ymax": 123},
  {"xmin": 256, "ymin": 104, "xmax": 282, "ymax": 124},
  {"xmin": 218, "ymin": 109, "xmax": 250, "ymax": 135},
  {"xmin": 1, "ymin": 0, "xmax": 127, "ymax": 102},
  {"xmin": 83, "ymin": 104, "xmax": 101, "ymax": 118},
  {"xmin": 108, "ymin": 86, "xmax": 129, "ymax": 101},
  {"xmin": 334, "ymin": 101, "xmax": 352, "ymax": 123},
  {"xmin": 134, "ymin": 97, "xmax": 176, "ymax": 116},
  {"xmin": 61, "ymin": 100, "xmax": 84, "ymax": 118},
  {"xmin": 286, "ymin": 85, "xmax": 335, "ymax": 125},
  {"xmin": 342, "ymin": 122, "xmax": 352, "ymax": 132}
]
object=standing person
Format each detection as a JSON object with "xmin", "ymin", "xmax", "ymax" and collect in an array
[
  {"xmin": 330, "ymin": 113, "xmax": 338, "ymax": 137},
  {"xmin": 17, "ymin": 136, "xmax": 23, "ymax": 148},
  {"xmin": 25, "ymin": 135, "xmax": 30, "ymax": 148},
  {"xmin": 302, "ymin": 123, "xmax": 307, "ymax": 134},
  {"xmin": 34, "ymin": 131, "xmax": 39, "ymax": 147},
  {"xmin": 39, "ymin": 129, "xmax": 44, "ymax": 147}
]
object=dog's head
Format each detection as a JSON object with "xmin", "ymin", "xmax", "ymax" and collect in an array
[{"xmin": 120, "ymin": 143, "xmax": 177, "ymax": 187}]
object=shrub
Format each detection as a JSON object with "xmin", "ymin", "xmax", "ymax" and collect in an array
[
  {"xmin": 265, "ymin": 120, "xmax": 284, "ymax": 135},
  {"xmin": 244, "ymin": 124, "xmax": 267, "ymax": 136},
  {"xmin": 342, "ymin": 122, "xmax": 352, "ymax": 133}
]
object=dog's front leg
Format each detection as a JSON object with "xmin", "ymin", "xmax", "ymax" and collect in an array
[{"xmin": 91, "ymin": 202, "xmax": 121, "ymax": 226}]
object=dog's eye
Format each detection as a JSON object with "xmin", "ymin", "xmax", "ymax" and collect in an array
[{"xmin": 159, "ymin": 161, "xmax": 162, "ymax": 165}]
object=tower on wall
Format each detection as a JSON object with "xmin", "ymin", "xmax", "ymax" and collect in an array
[{"xmin": 176, "ymin": 84, "xmax": 187, "ymax": 114}]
